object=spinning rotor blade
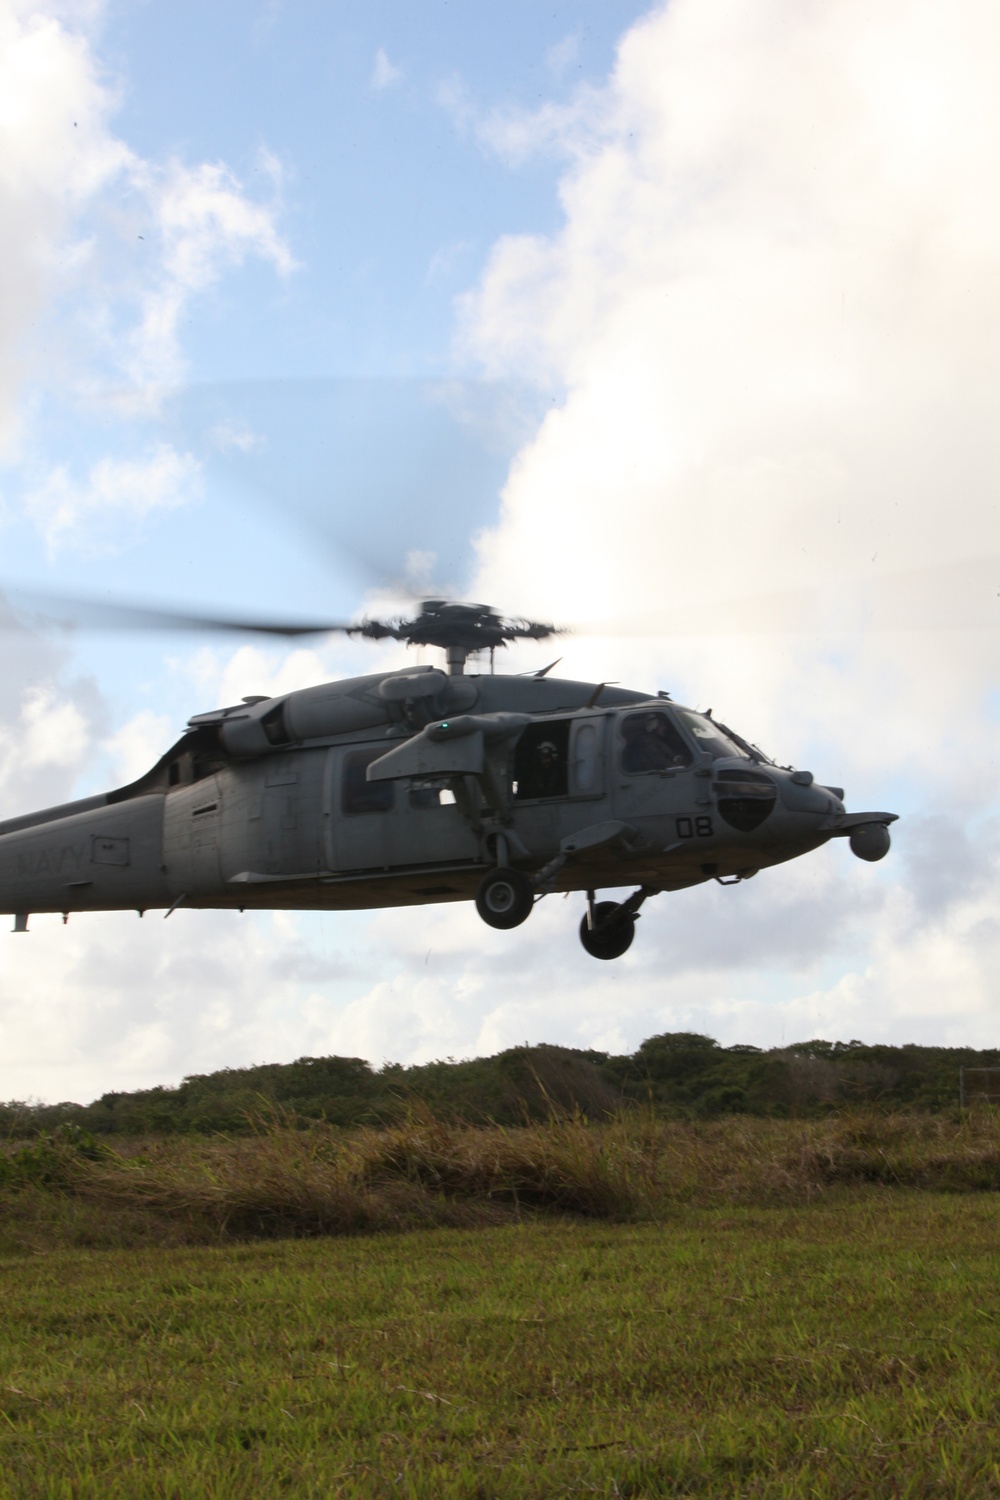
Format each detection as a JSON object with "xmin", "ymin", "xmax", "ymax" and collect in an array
[
  {"xmin": 0, "ymin": 587, "xmax": 555, "ymax": 653},
  {"xmin": 1, "ymin": 587, "xmax": 363, "ymax": 639},
  {"xmin": 150, "ymin": 375, "xmax": 545, "ymax": 597}
]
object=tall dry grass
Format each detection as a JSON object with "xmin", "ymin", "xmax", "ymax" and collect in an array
[{"xmin": 3, "ymin": 1106, "xmax": 1000, "ymax": 1250}]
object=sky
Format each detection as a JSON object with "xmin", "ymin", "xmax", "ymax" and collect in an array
[{"xmin": 0, "ymin": 0, "xmax": 997, "ymax": 1103}]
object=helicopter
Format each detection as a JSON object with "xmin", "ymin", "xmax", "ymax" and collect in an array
[{"xmin": 0, "ymin": 595, "xmax": 896, "ymax": 959}]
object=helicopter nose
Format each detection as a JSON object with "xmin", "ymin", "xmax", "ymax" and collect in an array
[{"xmin": 777, "ymin": 772, "xmax": 841, "ymax": 816}]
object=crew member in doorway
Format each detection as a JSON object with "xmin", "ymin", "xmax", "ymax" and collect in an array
[{"xmin": 535, "ymin": 740, "xmax": 563, "ymax": 797}]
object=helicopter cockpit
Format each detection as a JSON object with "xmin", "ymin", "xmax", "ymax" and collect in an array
[{"xmin": 670, "ymin": 710, "xmax": 757, "ymax": 762}]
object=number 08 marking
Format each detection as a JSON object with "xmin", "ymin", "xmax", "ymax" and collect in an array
[{"xmin": 677, "ymin": 816, "xmax": 714, "ymax": 838}]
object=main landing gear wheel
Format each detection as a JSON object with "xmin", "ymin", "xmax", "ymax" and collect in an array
[
  {"xmin": 580, "ymin": 901, "xmax": 636, "ymax": 960},
  {"xmin": 475, "ymin": 867, "xmax": 535, "ymax": 930}
]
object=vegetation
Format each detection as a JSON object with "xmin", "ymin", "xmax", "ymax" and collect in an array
[
  {"xmin": 4, "ymin": 1108, "xmax": 1000, "ymax": 1255},
  {"xmin": 4, "ymin": 1194, "xmax": 1000, "ymax": 1495},
  {"xmin": 3, "ymin": 1033, "xmax": 997, "ymax": 1137},
  {"xmin": 5, "ymin": 1108, "xmax": 1000, "ymax": 1492}
]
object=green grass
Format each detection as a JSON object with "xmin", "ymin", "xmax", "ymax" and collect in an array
[{"xmin": 3, "ymin": 1193, "xmax": 1000, "ymax": 1496}]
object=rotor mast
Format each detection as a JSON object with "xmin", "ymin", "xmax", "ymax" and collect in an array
[{"xmin": 446, "ymin": 644, "xmax": 469, "ymax": 675}]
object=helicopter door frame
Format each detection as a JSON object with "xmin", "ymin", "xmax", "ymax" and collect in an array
[
  {"xmin": 512, "ymin": 714, "xmax": 609, "ymax": 804},
  {"xmin": 568, "ymin": 713, "xmax": 607, "ymax": 800},
  {"xmin": 326, "ymin": 745, "xmax": 392, "ymax": 873}
]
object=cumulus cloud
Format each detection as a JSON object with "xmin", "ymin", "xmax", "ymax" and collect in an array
[
  {"xmin": 105, "ymin": 708, "xmax": 174, "ymax": 786},
  {"xmin": 447, "ymin": 0, "xmax": 1000, "ymax": 1043},
  {"xmin": 371, "ymin": 47, "xmax": 402, "ymax": 91},
  {"xmin": 0, "ymin": 0, "xmax": 128, "ymax": 454},
  {"xmin": 23, "ymin": 441, "xmax": 201, "ymax": 551},
  {"xmin": 0, "ymin": 906, "xmax": 376, "ymax": 1102},
  {"xmin": 0, "ymin": 598, "xmax": 104, "ymax": 820},
  {"xmin": 460, "ymin": 0, "xmax": 999, "ymax": 743},
  {"xmin": 0, "ymin": 2, "xmax": 296, "ymax": 446},
  {"xmin": 121, "ymin": 154, "xmax": 298, "ymax": 393}
]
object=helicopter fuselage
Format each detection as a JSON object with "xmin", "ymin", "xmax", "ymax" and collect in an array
[{"xmin": 0, "ymin": 666, "xmax": 896, "ymax": 952}]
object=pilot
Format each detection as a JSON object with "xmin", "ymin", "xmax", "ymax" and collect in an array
[{"xmin": 627, "ymin": 712, "xmax": 689, "ymax": 772}]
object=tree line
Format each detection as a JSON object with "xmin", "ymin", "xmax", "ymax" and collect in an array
[{"xmin": 2, "ymin": 1034, "xmax": 997, "ymax": 1137}]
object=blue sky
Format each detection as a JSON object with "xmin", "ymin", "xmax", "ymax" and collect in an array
[
  {"xmin": 8, "ymin": 0, "xmax": 647, "ymax": 650},
  {"xmin": 0, "ymin": 0, "xmax": 998, "ymax": 1101},
  {"xmin": 96, "ymin": 0, "xmax": 650, "ymax": 381}
]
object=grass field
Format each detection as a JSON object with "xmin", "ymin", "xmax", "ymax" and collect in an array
[
  {"xmin": 4, "ymin": 1195, "xmax": 1000, "ymax": 1497},
  {"xmin": 4, "ymin": 1114, "xmax": 1000, "ymax": 1496}
]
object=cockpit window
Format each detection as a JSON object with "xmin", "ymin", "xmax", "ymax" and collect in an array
[
  {"xmin": 674, "ymin": 710, "xmax": 751, "ymax": 761},
  {"xmin": 620, "ymin": 711, "xmax": 693, "ymax": 773}
]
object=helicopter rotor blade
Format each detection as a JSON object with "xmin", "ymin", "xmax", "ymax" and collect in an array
[
  {"xmin": 128, "ymin": 374, "xmax": 542, "ymax": 598},
  {"xmin": 0, "ymin": 586, "xmax": 372, "ymax": 639}
]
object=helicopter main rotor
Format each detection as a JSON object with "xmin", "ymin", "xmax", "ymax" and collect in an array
[
  {"xmin": 350, "ymin": 600, "xmax": 559, "ymax": 673},
  {"xmin": 2, "ymin": 588, "xmax": 559, "ymax": 675}
]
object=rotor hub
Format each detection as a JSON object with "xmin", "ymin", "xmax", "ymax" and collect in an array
[{"xmin": 354, "ymin": 600, "xmax": 558, "ymax": 673}]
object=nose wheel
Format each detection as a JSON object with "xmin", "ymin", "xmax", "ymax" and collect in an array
[{"xmin": 579, "ymin": 900, "xmax": 636, "ymax": 960}]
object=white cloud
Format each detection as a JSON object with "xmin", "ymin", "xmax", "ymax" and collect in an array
[
  {"xmin": 105, "ymin": 708, "xmax": 173, "ymax": 786},
  {"xmin": 547, "ymin": 34, "xmax": 581, "ymax": 81},
  {"xmin": 24, "ymin": 441, "xmax": 201, "ymax": 552},
  {"xmin": 438, "ymin": 70, "xmax": 600, "ymax": 169},
  {"xmin": 207, "ymin": 418, "xmax": 264, "ymax": 453},
  {"xmin": 0, "ymin": 2, "xmax": 297, "ymax": 443},
  {"xmin": 448, "ymin": 0, "xmax": 1000, "ymax": 1041},
  {"xmin": 0, "ymin": 906, "xmax": 376, "ymax": 1102},
  {"xmin": 122, "ymin": 155, "xmax": 298, "ymax": 392},
  {"xmin": 460, "ymin": 0, "xmax": 1000, "ymax": 722},
  {"xmin": 0, "ymin": 599, "xmax": 104, "ymax": 820},
  {"xmin": 0, "ymin": 0, "xmax": 128, "ymax": 454},
  {"xmin": 372, "ymin": 46, "xmax": 402, "ymax": 91}
]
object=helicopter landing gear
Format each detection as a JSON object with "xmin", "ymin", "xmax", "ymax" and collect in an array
[
  {"xmin": 580, "ymin": 901, "xmax": 634, "ymax": 960},
  {"xmin": 475, "ymin": 867, "xmax": 535, "ymax": 929},
  {"xmin": 579, "ymin": 887, "xmax": 656, "ymax": 960}
]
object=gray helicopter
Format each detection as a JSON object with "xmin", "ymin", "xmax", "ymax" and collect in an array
[{"xmin": 0, "ymin": 598, "xmax": 896, "ymax": 959}]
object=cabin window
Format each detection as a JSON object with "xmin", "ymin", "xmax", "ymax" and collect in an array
[
  {"xmin": 573, "ymin": 722, "xmax": 600, "ymax": 794},
  {"xmin": 620, "ymin": 710, "xmax": 693, "ymax": 773},
  {"xmin": 342, "ymin": 749, "xmax": 395, "ymax": 814},
  {"xmin": 408, "ymin": 780, "xmax": 456, "ymax": 810},
  {"xmin": 513, "ymin": 720, "xmax": 571, "ymax": 800}
]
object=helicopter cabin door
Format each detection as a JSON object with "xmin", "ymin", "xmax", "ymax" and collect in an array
[
  {"xmin": 612, "ymin": 706, "xmax": 702, "ymax": 836},
  {"xmin": 327, "ymin": 746, "xmax": 391, "ymax": 873},
  {"xmin": 511, "ymin": 715, "xmax": 609, "ymax": 848},
  {"xmin": 327, "ymin": 744, "xmax": 476, "ymax": 875}
]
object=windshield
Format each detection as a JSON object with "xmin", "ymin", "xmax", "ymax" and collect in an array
[{"xmin": 675, "ymin": 710, "xmax": 752, "ymax": 761}]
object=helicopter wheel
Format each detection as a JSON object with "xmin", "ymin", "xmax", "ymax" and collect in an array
[
  {"xmin": 580, "ymin": 901, "xmax": 636, "ymax": 961},
  {"xmin": 475, "ymin": 867, "xmax": 535, "ymax": 930}
]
